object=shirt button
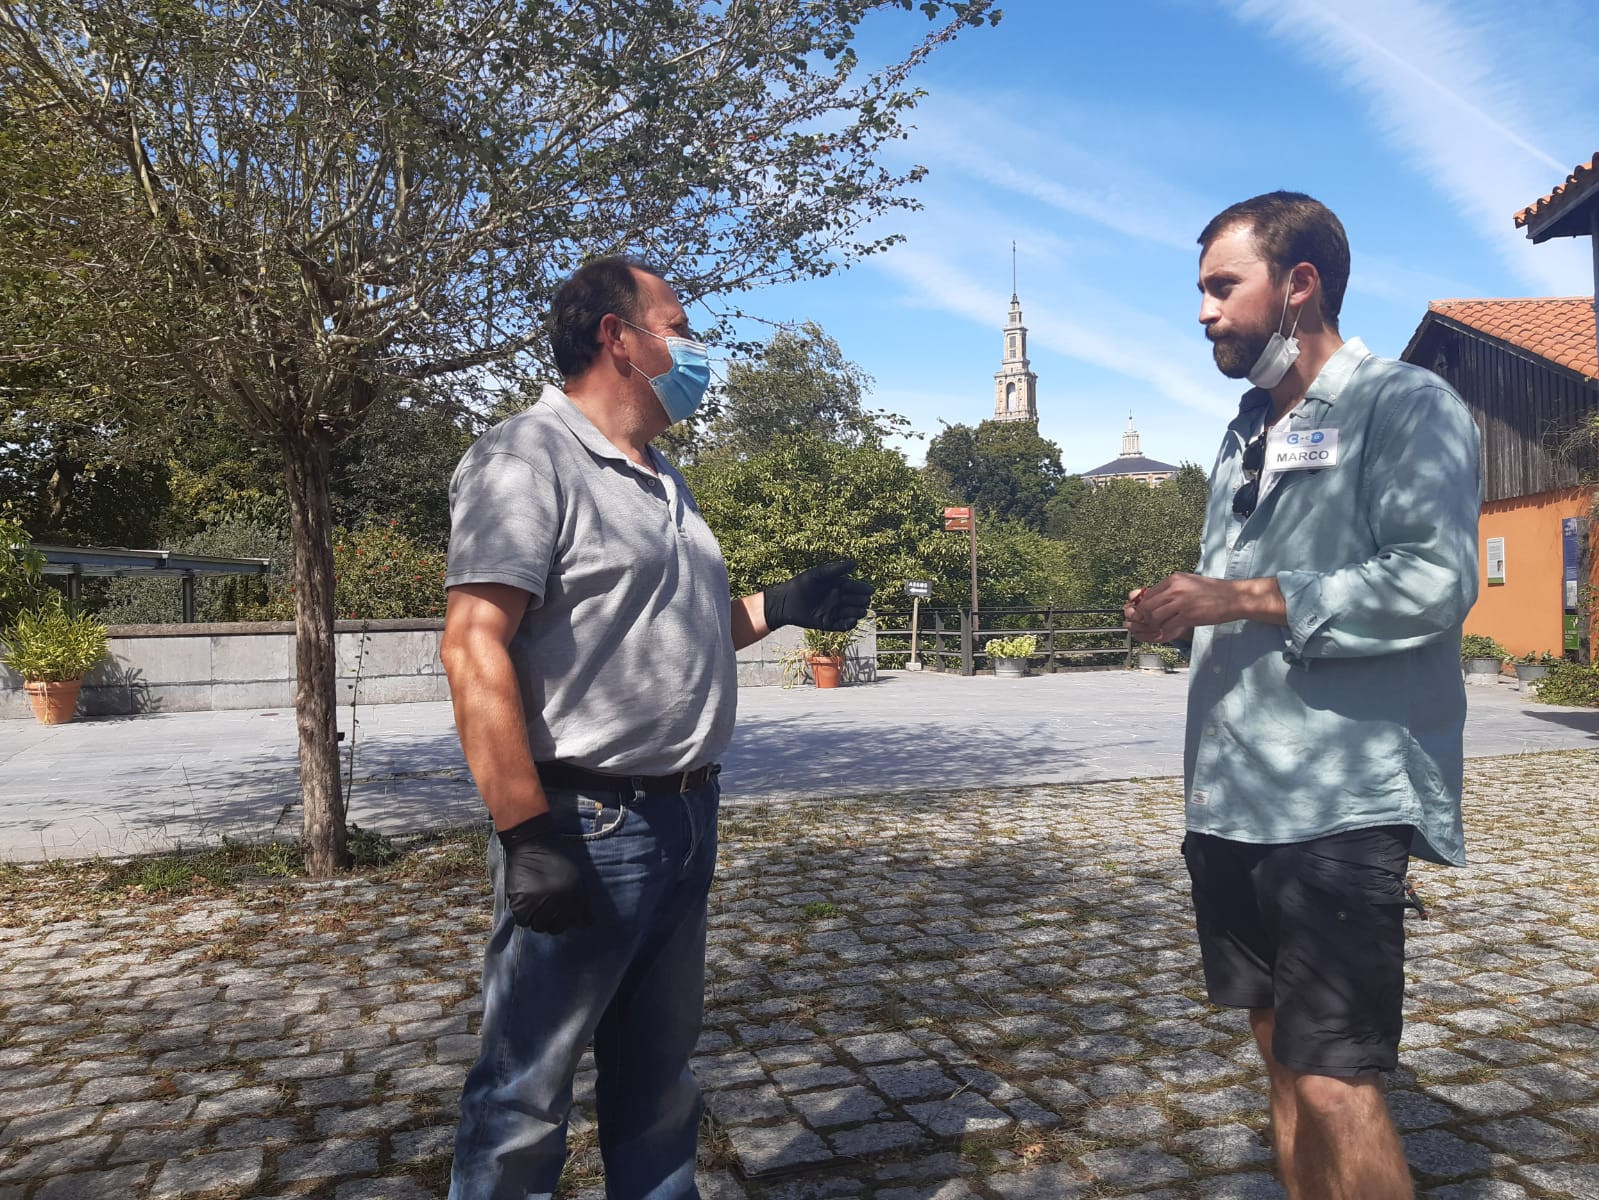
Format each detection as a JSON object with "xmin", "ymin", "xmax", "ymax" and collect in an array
[{"xmin": 1204, "ymin": 724, "xmax": 1218, "ymax": 737}]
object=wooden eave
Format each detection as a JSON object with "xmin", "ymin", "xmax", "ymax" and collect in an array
[{"xmin": 1404, "ymin": 310, "xmax": 1599, "ymax": 388}]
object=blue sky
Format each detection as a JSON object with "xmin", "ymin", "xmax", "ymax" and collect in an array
[{"xmin": 716, "ymin": 0, "xmax": 1599, "ymax": 474}]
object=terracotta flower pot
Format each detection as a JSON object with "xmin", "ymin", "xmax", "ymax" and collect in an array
[
  {"xmin": 807, "ymin": 654, "xmax": 844, "ymax": 689},
  {"xmin": 24, "ymin": 679, "xmax": 82, "ymax": 725}
]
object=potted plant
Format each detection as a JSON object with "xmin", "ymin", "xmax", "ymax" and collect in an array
[
  {"xmin": 1460, "ymin": 633, "xmax": 1508, "ymax": 682},
  {"xmin": 780, "ymin": 623, "xmax": 864, "ymax": 689},
  {"xmin": 1512, "ymin": 650, "xmax": 1561, "ymax": 689},
  {"xmin": 985, "ymin": 634, "xmax": 1037, "ymax": 678},
  {"xmin": 1134, "ymin": 642, "xmax": 1182, "ymax": 673},
  {"xmin": 1, "ymin": 601, "xmax": 110, "ymax": 724}
]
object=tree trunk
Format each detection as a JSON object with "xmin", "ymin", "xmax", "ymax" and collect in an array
[{"xmin": 282, "ymin": 432, "xmax": 348, "ymax": 877}]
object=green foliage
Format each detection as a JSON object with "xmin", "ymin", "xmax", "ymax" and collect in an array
[
  {"xmin": 347, "ymin": 824, "xmax": 401, "ymax": 868},
  {"xmin": 252, "ymin": 522, "xmax": 447, "ymax": 621},
  {"xmin": 329, "ymin": 395, "xmax": 477, "ymax": 547},
  {"xmin": 1, "ymin": 602, "xmax": 109, "ymax": 682},
  {"xmin": 96, "ymin": 512, "xmax": 290, "ymax": 625},
  {"xmin": 682, "ymin": 323, "xmax": 907, "ymax": 463},
  {"xmin": 1135, "ymin": 642, "xmax": 1185, "ymax": 668},
  {"xmin": 1058, "ymin": 468, "xmax": 1209, "ymax": 608},
  {"xmin": 983, "ymin": 634, "xmax": 1037, "ymax": 659},
  {"xmin": 687, "ymin": 432, "xmax": 964, "ymax": 602},
  {"xmin": 779, "ymin": 621, "xmax": 866, "ymax": 687},
  {"xmin": 802, "ymin": 625, "xmax": 864, "ymax": 657},
  {"xmin": 1460, "ymin": 633, "xmax": 1508, "ymax": 661},
  {"xmin": 1043, "ymin": 475, "xmax": 1095, "ymax": 539},
  {"xmin": 924, "ymin": 420, "xmax": 1068, "ymax": 531},
  {"xmin": 0, "ymin": 513, "xmax": 47, "ymax": 626},
  {"xmin": 1530, "ymin": 660, "xmax": 1599, "ymax": 707},
  {"xmin": 1513, "ymin": 650, "xmax": 1562, "ymax": 666}
]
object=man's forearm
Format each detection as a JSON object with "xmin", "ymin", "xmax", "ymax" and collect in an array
[
  {"xmin": 444, "ymin": 647, "xmax": 548, "ymax": 830},
  {"xmin": 1230, "ymin": 576, "xmax": 1288, "ymax": 625},
  {"xmin": 731, "ymin": 592, "xmax": 769, "ymax": 651}
]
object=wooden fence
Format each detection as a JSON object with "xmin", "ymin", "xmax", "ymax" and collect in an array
[{"xmin": 869, "ymin": 608, "xmax": 1131, "ymax": 676}]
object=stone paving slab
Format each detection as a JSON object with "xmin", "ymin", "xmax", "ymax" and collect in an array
[{"xmin": 1, "ymin": 751, "xmax": 1598, "ymax": 1196}]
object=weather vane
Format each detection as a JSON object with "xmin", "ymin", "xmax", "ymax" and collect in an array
[{"xmin": 1011, "ymin": 240, "xmax": 1017, "ymax": 296}]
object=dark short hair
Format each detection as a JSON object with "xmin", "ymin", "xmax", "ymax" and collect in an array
[
  {"xmin": 1198, "ymin": 192, "xmax": 1350, "ymax": 328},
  {"xmin": 548, "ymin": 255, "xmax": 664, "ymax": 378}
]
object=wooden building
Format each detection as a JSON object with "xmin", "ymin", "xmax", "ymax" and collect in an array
[{"xmin": 1399, "ymin": 153, "xmax": 1599, "ymax": 660}]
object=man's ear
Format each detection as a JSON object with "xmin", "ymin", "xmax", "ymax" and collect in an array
[
  {"xmin": 596, "ymin": 313, "xmax": 629, "ymax": 367},
  {"xmin": 1288, "ymin": 262, "xmax": 1322, "ymax": 317}
]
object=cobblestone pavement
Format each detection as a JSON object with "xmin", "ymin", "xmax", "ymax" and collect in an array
[{"xmin": 2, "ymin": 751, "xmax": 1598, "ymax": 1198}]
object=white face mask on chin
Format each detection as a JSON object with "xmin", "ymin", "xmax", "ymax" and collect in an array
[{"xmin": 1247, "ymin": 282, "xmax": 1303, "ymax": 389}]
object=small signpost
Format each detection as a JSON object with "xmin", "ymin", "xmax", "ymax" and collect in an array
[
  {"xmin": 942, "ymin": 506, "xmax": 979, "ymax": 631},
  {"xmin": 904, "ymin": 580, "xmax": 932, "ymax": 670}
]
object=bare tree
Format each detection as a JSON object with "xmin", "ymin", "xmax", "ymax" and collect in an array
[{"xmin": 0, "ymin": 0, "xmax": 999, "ymax": 875}]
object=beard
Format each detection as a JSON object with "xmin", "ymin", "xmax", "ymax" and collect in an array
[{"xmin": 1208, "ymin": 326, "xmax": 1271, "ymax": 380}]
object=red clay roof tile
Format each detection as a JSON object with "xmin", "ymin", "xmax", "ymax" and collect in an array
[
  {"xmin": 1514, "ymin": 154, "xmax": 1599, "ymax": 228},
  {"xmin": 1428, "ymin": 298, "xmax": 1597, "ymax": 380}
]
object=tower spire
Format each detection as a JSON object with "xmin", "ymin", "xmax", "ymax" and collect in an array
[{"xmin": 993, "ymin": 244, "xmax": 1038, "ymax": 423}]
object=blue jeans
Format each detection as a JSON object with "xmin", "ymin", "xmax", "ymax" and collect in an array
[{"xmin": 449, "ymin": 777, "xmax": 720, "ymax": 1200}]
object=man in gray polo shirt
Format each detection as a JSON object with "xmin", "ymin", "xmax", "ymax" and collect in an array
[{"xmin": 441, "ymin": 256, "xmax": 870, "ymax": 1199}]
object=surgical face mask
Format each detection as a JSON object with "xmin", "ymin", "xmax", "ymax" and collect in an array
[
  {"xmin": 622, "ymin": 320, "xmax": 711, "ymax": 424},
  {"xmin": 1246, "ymin": 281, "xmax": 1303, "ymax": 389}
]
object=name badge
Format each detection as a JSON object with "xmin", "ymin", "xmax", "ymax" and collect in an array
[{"xmin": 1265, "ymin": 427, "xmax": 1338, "ymax": 472}]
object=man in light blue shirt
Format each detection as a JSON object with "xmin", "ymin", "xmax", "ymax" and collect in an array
[{"xmin": 1127, "ymin": 192, "xmax": 1480, "ymax": 1200}]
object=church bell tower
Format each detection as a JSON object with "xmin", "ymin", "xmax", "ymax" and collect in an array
[{"xmin": 993, "ymin": 246, "xmax": 1038, "ymax": 423}]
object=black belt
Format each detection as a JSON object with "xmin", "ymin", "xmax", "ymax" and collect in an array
[{"xmin": 536, "ymin": 760, "xmax": 720, "ymax": 796}]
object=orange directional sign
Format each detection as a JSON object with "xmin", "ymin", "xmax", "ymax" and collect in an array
[{"xmin": 942, "ymin": 505, "xmax": 972, "ymax": 531}]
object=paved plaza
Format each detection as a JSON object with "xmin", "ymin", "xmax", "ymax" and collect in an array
[
  {"xmin": 2, "ymin": 669, "xmax": 1596, "ymax": 861},
  {"xmin": 1, "ymin": 673, "xmax": 1598, "ymax": 1196}
]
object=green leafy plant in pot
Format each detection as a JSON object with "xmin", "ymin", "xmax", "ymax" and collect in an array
[
  {"xmin": 780, "ymin": 623, "xmax": 864, "ymax": 689},
  {"xmin": 1512, "ymin": 649, "xmax": 1561, "ymax": 688},
  {"xmin": 1459, "ymin": 633, "xmax": 1508, "ymax": 680},
  {"xmin": 985, "ymin": 634, "xmax": 1037, "ymax": 678},
  {"xmin": 2, "ymin": 602, "xmax": 110, "ymax": 724}
]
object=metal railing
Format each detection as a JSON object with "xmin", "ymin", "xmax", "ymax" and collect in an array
[{"xmin": 870, "ymin": 608, "xmax": 1131, "ymax": 677}]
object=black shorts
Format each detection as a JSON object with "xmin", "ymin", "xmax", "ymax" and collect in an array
[{"xmin": 1182, "ymin": 824, "xmax": 1412, "ymax": 1077}]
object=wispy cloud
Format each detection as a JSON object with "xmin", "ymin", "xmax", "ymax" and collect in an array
[
  {"xmin": 1222, "ymin": 0, "xmax": 1593, "ymax": 295},
  {"xmin": 874, "ymin": 246, "xmax": 1238, "ymax": 420},
  {"xmin": 904, "ymin": 93, "xmax": 1216, "ymax": 253}
]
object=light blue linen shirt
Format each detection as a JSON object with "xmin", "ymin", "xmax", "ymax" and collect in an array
[{"xmin": 1184, "ymin": 338, "xmax": 1481, "ymax": 866}]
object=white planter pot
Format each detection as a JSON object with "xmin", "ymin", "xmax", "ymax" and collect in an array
[
  {"xmin": 1463, "ymin": 656, "xmax": 1503, "ymax": 685},
  {"xmin": 993, "ymin": 657, "xmax": 1028, "ymax": 678},
  {"xmin": 1137, "ymin": 652, "xmax": 1169, "ymax": 673}
]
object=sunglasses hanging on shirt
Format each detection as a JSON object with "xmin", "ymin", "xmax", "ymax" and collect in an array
[{"xmin": 1232, "ymin": 429, "xmax": 1268, "ymax": 518}]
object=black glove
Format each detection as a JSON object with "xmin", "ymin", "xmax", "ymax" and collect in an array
[
  {"xmin": 763, "ymin": 559, "xmax": 874, "ymax": 632},
  {"xmin": 497, "ymin": 813, "xmax": 591, "ymax": 933}
]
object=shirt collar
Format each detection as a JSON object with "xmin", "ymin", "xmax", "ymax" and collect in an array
[
  {"xmin": 1233, "ymin": 336, "xmax": 1372, "ymax": 427},
  {"xmin": 540, "ymin": 384, "xmax": 665, "ymax": 473}
]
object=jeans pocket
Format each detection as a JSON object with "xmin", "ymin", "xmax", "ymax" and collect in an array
[{"xmin": 545, "ymin": 787, "xmax": 629, "ymax": 842}]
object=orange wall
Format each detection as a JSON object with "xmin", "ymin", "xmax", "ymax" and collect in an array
[{"xmin": 1464, "ymin": 488, "xmax": 1593, "ymax": 657}]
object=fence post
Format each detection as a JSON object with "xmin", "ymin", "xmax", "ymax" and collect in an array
[
  {"xmin": 1045, "ymin": 606, "xmax": 1057, "ymax": 673},
  {"xmin": 960, "ymin": 610, "xmax": 974, "ymax": 676}
]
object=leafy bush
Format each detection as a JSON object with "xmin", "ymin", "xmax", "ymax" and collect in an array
[
  {"xmin": 0, "ymin": 513, "xmax": 47, "ymax": 626},
  {"xmin": 984, "ymin": 634, "xmax": 1038, "ymax": 659},
  {"xmin": 2, "ymin": 602, "xmax": 109, "ymax": 681},
  {"xmin": 95, "ymin": 512, "xmax": 290, "ymax": 625},
  {"xmin": 1459, "ymin": 633, "xmax": 1508, "ymax": 660},
  {"xmin": 1530, "ymin": 660, "xmax": 1599, "ymax": 707},
  {"xmin": 251, "ymin": 521, "xmax": 447, "ymax": 621}
]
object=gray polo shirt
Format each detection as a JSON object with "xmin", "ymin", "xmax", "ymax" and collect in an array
[{"xmin": 445, "ymin": 385, "xmax": 736, "ymax": 775}]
